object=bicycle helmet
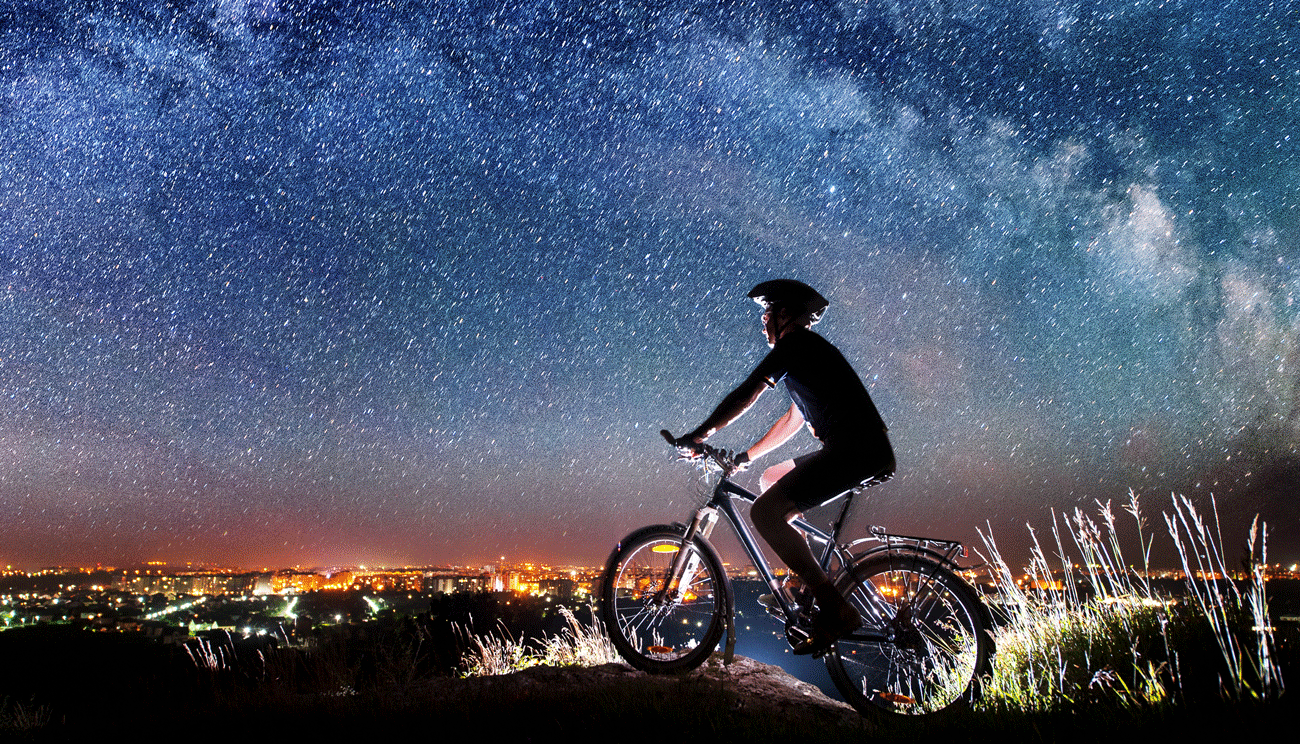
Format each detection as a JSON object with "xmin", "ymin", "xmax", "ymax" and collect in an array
[{"xmin": 747, "ymin": 279, "xmax": 829, "ymax": 324}]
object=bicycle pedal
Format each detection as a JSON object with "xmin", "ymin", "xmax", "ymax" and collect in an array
[
  {"xmin": 784, "ymin": 622, "xmax": 812, "ymax": 648},
  {"xmin": 790, "ymin": 630, "xmax": 838, "ymax": 658}
]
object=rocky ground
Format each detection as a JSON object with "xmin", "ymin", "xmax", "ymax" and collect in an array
[{"xmin": 451, "ymin": 654, "xmax": 871, "ymax": 733}]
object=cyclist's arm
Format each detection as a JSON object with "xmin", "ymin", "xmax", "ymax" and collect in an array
[
  {"xmin": 682, "ymin": 370, "xmax": 769, "ymax": 443},
  {"xmin": 745, "ymin": 402, "xmax": 804, "ymax": 462}
]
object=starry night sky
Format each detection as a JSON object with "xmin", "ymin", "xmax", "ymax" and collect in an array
[{"xmin": 2, "ymin": 0, "xmax": 1297, "ymax": 570}]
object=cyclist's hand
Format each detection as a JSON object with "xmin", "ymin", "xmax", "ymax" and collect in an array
[
  {"xmin": 661, "ymin": 429, "xmax": 705, "ymax": 459},
  {"xmin": 674, "ymin": 438, "xmax": 706, "ymax": 460},
  {"xmin": 719, "ymin": 450, "xmax": 751, "ymax": 472}
]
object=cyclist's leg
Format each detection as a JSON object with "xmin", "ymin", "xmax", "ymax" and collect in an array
[
  {"xmin": 759, "ymin": 459, "xmax": 795, "ymax": 493},
  {"xmin": 752, "ymin": 448, "xmax": 875, "ymax": 586},
  {"xmin": 753, "ymin": 444, "xmax": 892, "ymax": 651},
  {"xmin": 751, "ymin": 483, "xmax": 828, "ymax": 587},
  {"xmin": 754, "ymin": 478, "xmax": 858, "ymax": 654}
]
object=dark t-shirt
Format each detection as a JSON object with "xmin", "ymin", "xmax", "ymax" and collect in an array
[{"xmin": 752, "ymin": 328, "xmax": 887, "ymax": 445}]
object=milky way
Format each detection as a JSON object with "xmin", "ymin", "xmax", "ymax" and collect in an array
[{"xmin": 1, "ymin": 1, "xmax": 1297, "ymax": 568}]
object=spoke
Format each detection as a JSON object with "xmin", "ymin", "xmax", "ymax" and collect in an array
[
  {"xmin": 826, "ymin": 556, "xmax": 989, "ymax": 720},
  {"xmin": 602, "ymin": 528, "xmax": 727, "ymax": 672}
]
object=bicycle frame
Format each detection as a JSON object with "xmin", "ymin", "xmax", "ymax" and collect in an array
[{"xmin": 663, "ymin": 471, "xmax": 901, "ymax": 660}]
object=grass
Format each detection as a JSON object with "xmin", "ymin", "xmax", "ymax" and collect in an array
[
  {"xmin": 977, "ymin": 491, "xmax": 1286, "ymax": 713},
  {"xmin": 0, "ymin": 697, "xmax": 53, "ymax": 734},
  {"xmin": 460, "ymin": 605, "xmax": 619, "ymax": 676}
]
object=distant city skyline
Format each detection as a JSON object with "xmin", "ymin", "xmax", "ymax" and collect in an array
[{"xmin": 3, "ymin": 3, "xmax": 1297, "ymax": 570}]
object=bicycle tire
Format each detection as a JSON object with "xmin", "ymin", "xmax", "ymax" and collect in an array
[
  {"xmin": 824, "ymin": 553, "xmax": 992, "ymax": 720},
  {"xmin": 600, "ymin": 524, "xmax": 731, "ymax": 673}
]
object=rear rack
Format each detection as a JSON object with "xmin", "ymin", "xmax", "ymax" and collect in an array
[{"xmin": 859, "ymin": 525, "xmax": 968, "ymax": 564}]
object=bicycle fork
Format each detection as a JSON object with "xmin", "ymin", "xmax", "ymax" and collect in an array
[
  {"xmin": 656, "ymin": 505, "xmax": 737, "ymax": 663},
  {"xmin": 660, "ymin": 506, "xmax": 717, "ymax": 596}
]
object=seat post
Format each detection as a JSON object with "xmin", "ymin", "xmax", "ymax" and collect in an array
[
  {"xmin": 827, "ymin": 488, "xmax": 858, "ymax": 544},
  {"xmin": 827, "ymin": 472, "xmax": 891, "ymax": 544}
]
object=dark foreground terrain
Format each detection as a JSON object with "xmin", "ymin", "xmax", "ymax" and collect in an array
[{"xmin": 0, "ymin": 632, "xmax": 1289, "ymax": 744}]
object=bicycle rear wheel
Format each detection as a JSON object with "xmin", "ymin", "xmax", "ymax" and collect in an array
[
  {"xmin": 600, "ymin": 524, "xmax": 731, "ymax": 673},
  {"xmin": 825, "ymin": 553, "xmax": 991, "ymax": 720}
]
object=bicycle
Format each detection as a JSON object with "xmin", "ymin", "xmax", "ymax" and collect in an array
[{"xmin": 599, "ymin": 431, "xmax": 994, "ymax": 722}]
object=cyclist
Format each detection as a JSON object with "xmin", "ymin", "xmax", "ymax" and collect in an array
[{"xmin": 673, "ymin": 279, "xmax": 895, "ymax": 655}]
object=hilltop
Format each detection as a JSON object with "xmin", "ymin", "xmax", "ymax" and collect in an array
[
  {"xmin": 4, "ymin": 642, "xmax": 1291, "ymax": 742},
  {"xmin": 426, "ymin": 655, "xmax": 870, "ymax": 739}
]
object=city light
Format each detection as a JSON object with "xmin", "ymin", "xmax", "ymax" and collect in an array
[{"xmin": 0, "ymin": 559, "xmax": 603, "ymax": 637}]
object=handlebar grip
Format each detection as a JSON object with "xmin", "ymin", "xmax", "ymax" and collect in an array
[{"xmin": 660, "ymin": 430, "xmax": 737, "ymax": 474}]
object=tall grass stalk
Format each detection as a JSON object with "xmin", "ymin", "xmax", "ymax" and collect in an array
[
  {"xmin": 0, "ymin": 697, "xmax": 53, "ymax": 732},
  {"xmin": 979, "ymin": 492, "xmax": 1284, "ymax": 712},
  {"xmin": 461, "ymin": 606, "xmax": 618, "ymax": 677},
  {"xmin": 1165, "ymin": 496, "xmax": 1283, "ymax": 700}
]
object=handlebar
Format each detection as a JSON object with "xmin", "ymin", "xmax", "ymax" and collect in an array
[{"xmin": 660, "ymin": 429, "xmax": 743, "ymax": 476}]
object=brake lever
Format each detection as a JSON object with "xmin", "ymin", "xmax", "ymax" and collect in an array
[{"xmin": 660, "ymin": 429, "xmax": 737, "ymax": 475}]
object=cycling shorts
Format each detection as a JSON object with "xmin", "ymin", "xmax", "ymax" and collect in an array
[{"xmin": 781, "ymin": 435, "xmax": 895, "ymax": 511}]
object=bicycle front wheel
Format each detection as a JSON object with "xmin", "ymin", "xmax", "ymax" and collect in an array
[
  {"xmin": 600, "ymin": 524, "xmax": 731, "ymax": 673},
  {"xmin": 825, "ymin": 553, "xmax": 991, "ymax": 720}
]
